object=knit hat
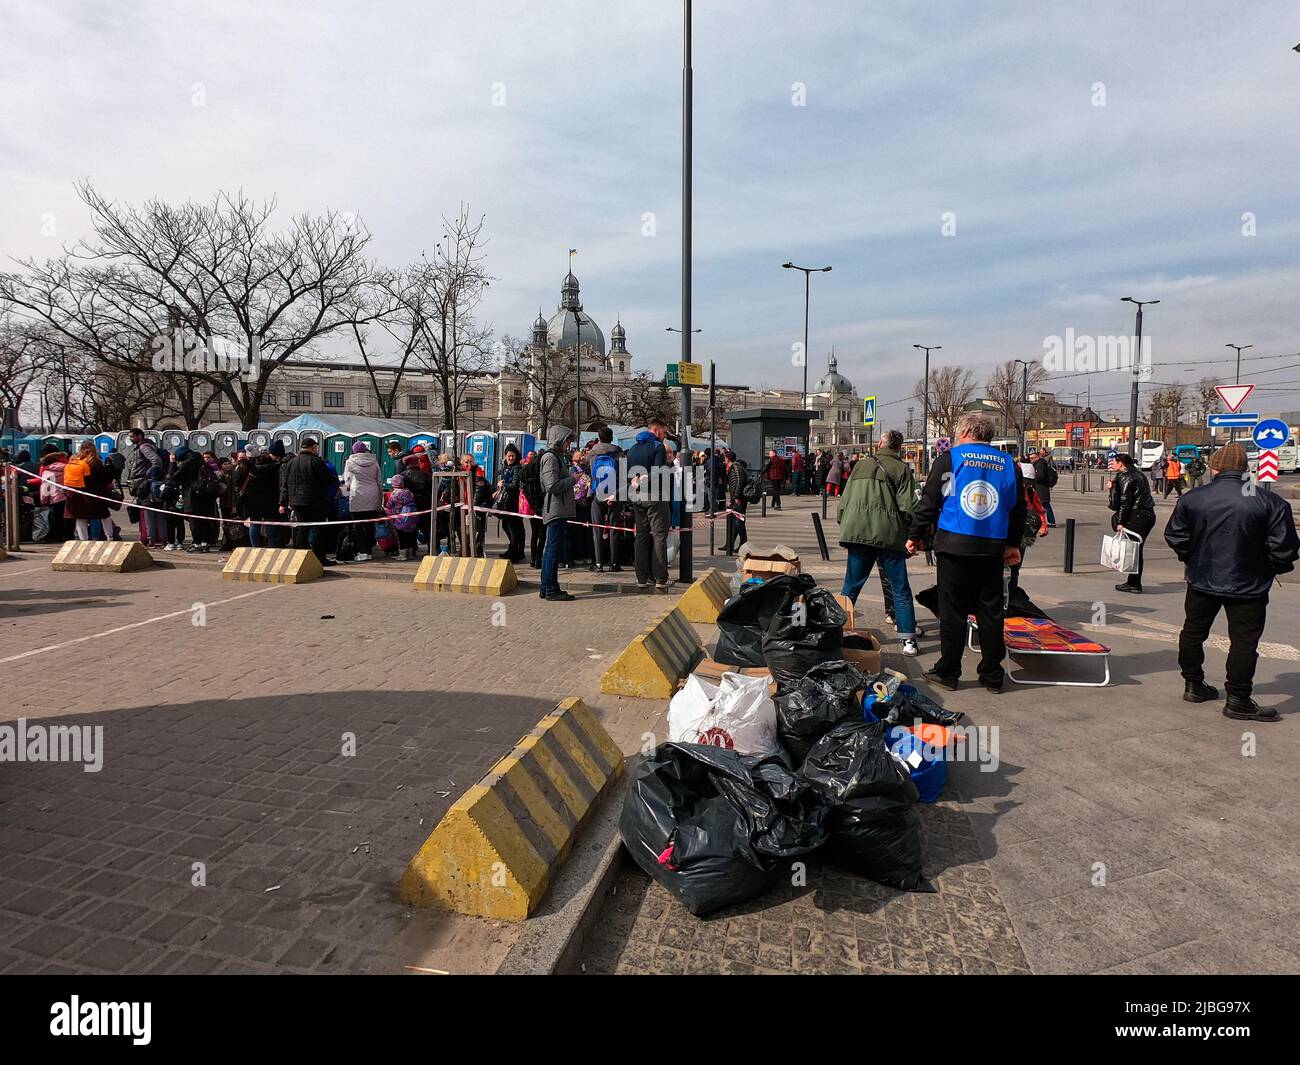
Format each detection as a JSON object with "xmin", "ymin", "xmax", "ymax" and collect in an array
[
  {"xmin": 1210, "ymin": 443, "xmax": 1247, "ymax": 474},
  {"xmin": 352, "ymin": 441, "xmax": 369, "ymax": 453},
  {"xmin": 268, "ymin": 440, "xmax": 286, "ymax": 458},
  {"xmin": 391, "ymin": 474, "xmax": 404, "ymax": 489}
]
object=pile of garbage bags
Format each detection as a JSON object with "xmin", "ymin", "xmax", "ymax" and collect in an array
[{"xmin": 621, "ymin": 571, "xmax": 964, "ymax": 916}]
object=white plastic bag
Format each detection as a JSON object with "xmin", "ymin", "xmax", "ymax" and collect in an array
[
  {"xmin": 667, "ymin": 672, "xmax": 779, "ymax": 757},
  {"xmin": 1100, "ymin": 528, "xmax": 1143, "ymax": 574}
]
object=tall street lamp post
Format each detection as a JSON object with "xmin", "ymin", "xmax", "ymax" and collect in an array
[
  {"xmin": 1121, "ymin": 297, "xmax": 1159, "ymax": 461},
  {"xmin": 1225, "ymin": 343, "xmax": 1252, "ymax": 442},
  {"xmin": 1013, "ymin": 358, "xmax": 1033, "ymax": 457},
  {"xmin": 782, "ymin": 262, "xmax": 831, "ymax": 464},
  {"xmin": 913, "ymin": 344, "xmax": 941, "ymax": 474}
]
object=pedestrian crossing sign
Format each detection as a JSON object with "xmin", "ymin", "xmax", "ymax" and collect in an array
[{"xmin": 862, "ymin": 396, "xmax": 876, "ymax": 427}]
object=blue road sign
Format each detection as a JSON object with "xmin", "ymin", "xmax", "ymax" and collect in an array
[
  {"xmin": 1207, "ymin": 413, "xmax": 1259, "ymax": 428},
  {"xmin": 862, "ymin": 395, "xmax": 876, "ymax": 427},
  {"xmin": 1252, "ymin": 418, "xmax": 1289, "ymax": 449}
]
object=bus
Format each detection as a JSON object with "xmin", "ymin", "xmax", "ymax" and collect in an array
[
  {"xmin": 1138, "ymin": 440, "xmax": 1164, "ymax": 472},
  {"xmin": 990, "ymin": 438, "xmax": 1020, "ymax": 458}
]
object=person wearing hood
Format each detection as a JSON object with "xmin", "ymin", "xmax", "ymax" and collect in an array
[
  {"xmin": 167, "ymin": 443, "xmax": 220, "ymax": 551},
  {"xmin": 342, "ymin": 441, "xmax": 383, "ymax": 561},
  {"xmin": 825, "ymin": 452, "xmax": 844, "ymax": 497},
  {"xmin": 385, "ymin": 473, "xmax": 419, "ymax": 560},
  {"xmin": 586, "ymin": 427, "xmax": 623, "ymax": 572},
  {"xmin": 626, "ymin": 418, "xmax": 673, "ymax": 590},
  {"xmin": 125, "ymin": 428, "xmax": 167, "ymax": 546},
  {"xmin": 538, "ymin": 431, "xmax": 576, "ymax": 601},
  {"xmin": 236, "ymin": 442, "xmax": 284, "ymax": 547},
  {"xmin": 495, "ymin": 442, "xmax": 526, "ymax": 562}
]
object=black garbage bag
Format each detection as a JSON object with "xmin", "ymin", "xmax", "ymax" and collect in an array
[
  {"xmin": 713, "ymin": 574, "xmax": 817, "ymax": 667},
  {"xmin": 620, "ymin": 742, "xmax": 830, "ymax": 916},
  {"xmin": 773, "ymin": 660, "xmax": 870, "ymax": 764},
  {"xmin": 762, "ymin": 587, "xmax": 846, "ymax": 688},
  {"xmin": 915, "ymin": 582, "xmax": 1052, "ymax": 621},
  {"xmin": 800, "ymin": 720, "xmax": 933, "ymax": 892}
]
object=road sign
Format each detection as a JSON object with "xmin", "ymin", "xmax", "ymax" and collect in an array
[
  {"xmin": 1257, "ymin": 450, "xmax": 1279, "ymax": 482},
  {"xmin": 1207, "ymin": 412, "xmax": 1259, "ymax": 428},
  {"xmin": 666, "ymin": 361, "xmax": 702, "ymax": 387},
  {"xmin": 1252, "ymin": 418, "xmax": 1289, "ymax": 449},
  {"xmin": 862, "ymin": 395, "xmax": 876, "ymax": 427},
  {"xmin": 1215, "ymin": 383, "xmax": 1255, "ymax": 413}
]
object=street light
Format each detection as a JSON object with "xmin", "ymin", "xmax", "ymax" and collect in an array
[
  {"xmin": 1224, "ymin": 342, "xmax": 1253, "ymax": 443},
  {"xmin": 913, "ymin": 344, "xmax": 941, "ymax": 473},
  {"xmin": 783, "ymin": 262, "xmax": 832, "ymax": 464},
  {"xmin": 1121, "ymin": 297, "xmax": 1159, "ymax": 462}
]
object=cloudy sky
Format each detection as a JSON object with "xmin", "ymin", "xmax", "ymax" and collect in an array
[{"xmin": 3, "ymin": 0, "xmax": 1299, "ymax": 422}]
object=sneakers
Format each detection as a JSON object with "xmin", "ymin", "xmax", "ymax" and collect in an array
[
  {"xmin": 163, "ymin": 543, "xmax": 178, "ymax": 552},
  {"xmin": 354, "ymin": 552, "xmax": 371, "ymax": 562},
  {"xmin": 1183, "ymin": 679, "xmax": 1219, "ymax": 703},
  {"xmin": 901, "ymin": 638, "xmax": 919, "ymax": 657},
  {"xmin": 1114, "ymin": 583, "xmax": 1142, "ymax": 594},
  {"xmin": 542, "ymin": 591, "xmax": 576, "ymax": 602},
  {"xmin": 656, "ymin": 580, "xmax": 677, "ymax": 592}
]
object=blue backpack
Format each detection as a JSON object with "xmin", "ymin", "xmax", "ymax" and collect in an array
[{"xmin": 591, "ymin": 451, "xmax": 619, "ymax": 501}]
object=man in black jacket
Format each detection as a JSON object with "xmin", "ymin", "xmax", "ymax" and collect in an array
[
  {"xmin": 1028, "ymin": 447, "xmax": 1058, "ymax": 526},
  {"xmin": 278, "ymin": 438, "xmax": 338, "ymax": 562},
  {"xmin": 1164, "ymin": 443, "xmax": 1299, "ymax": 721},
  {"xmin": 906, "ymin": 414, "xmax": 1026, "ymax": 692}
]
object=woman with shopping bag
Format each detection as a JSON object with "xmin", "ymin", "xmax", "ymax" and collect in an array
[{"xmin": 1107, "ymin": 453, "xmax": 1157, "ymax": 593}]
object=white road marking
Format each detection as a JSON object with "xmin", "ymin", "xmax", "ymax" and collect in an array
[
  {"xmin": 0, "ymin": 586, "xmax": 281, "ymax": 664},
  {"xmin": 1084, "ymin": 613, "xmax": 1300, "ymax": 662},
  {"xmin": 0, "ymin": 566, "xmax": 47, "ymax": 580}
]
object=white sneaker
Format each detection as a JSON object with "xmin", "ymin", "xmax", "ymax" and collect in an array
[
  {"xmin": 354, "ymin": 552, "xmax": 370, "ymax": 561},
  {"xmin": 901, "ymin": 638, "xmax": 919, "ymax": 657},
  {"xmin": 163, "ymin": 543, "xmax": 177, "ymax": 552}
]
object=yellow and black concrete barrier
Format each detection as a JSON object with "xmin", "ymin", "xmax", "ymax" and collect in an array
[
  {"xmin": 51, "ymin": 540, "xmax": 154, "ymax": 573},
  {"xmin": 221, "ymin": 547, "xmax": 323, "ymax": 584},
  {"xmin": 600, "ymin": 605, "xmax": 704, "ymax": 699},
  {"xmin": 399, "ymin": 697, "xmax": 624, "ymax": 920},
  {"xmin": 413, "ymin": 555, "xmax": 517, "ymax": 596},
  {"xmin": 675, "ymin": 566, "xmax": 732, "ymax": 623}
]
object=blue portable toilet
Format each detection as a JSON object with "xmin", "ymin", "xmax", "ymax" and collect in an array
[
  {"xmin": 187, "ymin": 428, "xmax": 214, "ymax": 455},
  {"xmin": 498, "ymin": 430, "xmax": 538, "ymax": 465},
  {"xmin": 408, "ymin": 431, "xmax": 438, "ymax": 454},
  {"xmin": 94, "ymin": 433, "xmax": 115, "ymax": 460},
  {"xmin": 246, "ymin": 429, "xmax": 272, "ymax": 453},
  {"xmin": 272, "ymin": 428, "xmax": 299, "ymax": 455},
  {"xmin": 213, "ymin": 430, "xmax": 240, "ymax": 459},
  {"xmin": 466, "ymin": 431, "xmax": 497, "ymax": 481},
  {"xmin": 160, "ymin": 429, "xmax": 188, "ymax": 453}
]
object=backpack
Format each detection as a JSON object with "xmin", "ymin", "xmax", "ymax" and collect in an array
[
  {"xmin": 1043, "ymin": 462, "xmax": 1059, "ymax": 488},
  {"xmin": 591, "ymin": 451, "xmax": 618, "ymax": 501},
  {"xmin": 743, "ymin": 470, "xmax": 763, "ymax": 504},
  {"xmin": 335, "ymin": 526, "xmax": 357, "ymax": 561}
]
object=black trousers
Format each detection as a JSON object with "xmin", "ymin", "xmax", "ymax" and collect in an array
[
  {"xmin": 724, "ymin": 499, "xmax": 747, "ymax": 554},
  {"xmin": 291, "ymin": 504, "xmax": 327, "ymax": 556},
  {"xmin": 502, "ymin": 513, "xmax": 525, "ymax": 560},
  {"xmin": 934, "ymin": 552, "xmax": 1006, "ymax": 684},
  {"xmin": 350, "ymin": 509, "xmax": 381, "ymax": 554},
  {"xmin": 529, "ymin": 517, "xmax": 544, "ymax": 566},
  {"xmin": 1178, "ymin": 587, "xmax": 1268, "ymax": 699}
]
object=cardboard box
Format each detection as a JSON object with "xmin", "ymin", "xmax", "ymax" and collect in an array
[
  {"xmin": 738, "ymin": 544, "xmax": 801, "ymax": 582},
  {"xmin": 832, "ymin": 593, "xmax": 856, "ymax": 631},
  {"xmin": 841, "ymin": 629, "xmax": 882, "ymax": 675},
  {"xmin": 690, "ymin": 658, "xmax": 777, "ymax": 696}
]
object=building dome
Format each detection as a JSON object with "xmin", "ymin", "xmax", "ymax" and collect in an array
[
  {"xmin": 546, "ymin": 271, "xmax": 605, "ymax": 357},
  {"xmin": 813, "ymin": 351, "xmax": 853, "ymax": 394}
]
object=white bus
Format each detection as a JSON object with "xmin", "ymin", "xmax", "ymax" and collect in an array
[{"xmin": 1138, "ymin": 440, "xmax": 1164, "ymax": 472}]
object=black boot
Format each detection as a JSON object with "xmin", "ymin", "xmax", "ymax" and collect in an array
[
  {"xmin": 1183, "ymin": 679, "xmax": 1219, "ymax": 703},
  {"xmin": 1223, "ymin": 696, "xmax": 1279, "ymax": 722},
  {"xmin": 1115, "ymin": 582, "xmax": 1142, "ymax": 594}
]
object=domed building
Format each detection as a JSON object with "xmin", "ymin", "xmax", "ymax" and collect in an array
[
  {"xmin": 546, "ymin": 272, "xmax": 606, "ymax": 357},
  {"xmin": 806, "ymin": 350, "xmax": 866, "ymax": 449}
]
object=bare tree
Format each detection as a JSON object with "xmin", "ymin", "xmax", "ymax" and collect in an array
[
  {"xmin": 913, "ymin": 365, "xmax": 977, "ymax": 440},
  {"xmin": 0, "ymin": 311, "xmax": 55, "ymax": 430},
  {"xmin": 985, "ymin": 359, "xmax": 1047, "ymax": 437},
  {"xmin": 504, "ymin": 334, "xmax": 578, "ymax": 439}
]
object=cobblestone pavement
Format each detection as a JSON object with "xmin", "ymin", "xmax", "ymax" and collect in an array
[
  {"xmin": 582, "ymin": 798, "xmax": 1030, "ymax": 975},
  {"xmin": 0, "ymin": 561, "xmax": 667, "ymax": 974}
]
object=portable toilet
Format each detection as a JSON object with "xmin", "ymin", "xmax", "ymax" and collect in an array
[
  {"xmin": 40, "ymin": 435, "xmax": 73, "ymax": 455},
  {"xmin": 466, "ymin": 431, "xmax": 497, "ymax": 481},
  {"xmin": 325, "ymin": 433, "xmax": 352, "ymax": 475},
  {"xmin": 298, "ymin": 430, "xmax": 323, "ymax": 454},
  {"xmin": 68, "ymin": 434, "xmax": 97, "ymax": 456},
  {"xmin": 187, "ymin": 428, "xmax": 214, "ymax": 455},
  {"xmin": 212, "ymin": 430, "xmax": 240, "ymax": 459},
  {"xmin": 143, "ymin": 430, "xmax": 161, "ymax": 446},
  {"xmin": 272, "ymin": 428, "xmax": 299, "ymax": 455},
  {"xmin": 499, "ymin": 430, "xmax": 538, "ymax": 463},
  {"xmin": 246, "ymin": 428, "xmax": 272, "ymax": 453},
  {"xmin": 380, "ymin": 434, "xmax": 408, "ymax": 484},
  {"xmin": 160, "ymin": 429, "xmax": 188, "ymax": 453},
  {"xmin": 115, "ymin": 430, "xmax": 138, "ymax": 454},
  {"xmin": 94, "ymin": 433, "xmax": 116, "ymax": 460},
  {"xmin": 354, "ymin": 432, "xmax": 382, "ymax": 462},
  {"xmin": 408, "ymin": 431, "xmax": 438, "ymax": 454}
]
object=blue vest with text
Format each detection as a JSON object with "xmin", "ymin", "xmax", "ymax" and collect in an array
[{"xmin": 938, "ymin": 443, "xmax": 1018, "ymax": 541}]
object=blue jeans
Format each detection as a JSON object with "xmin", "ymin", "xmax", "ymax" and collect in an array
[
  {"xmin": 540, "ymin": 519, "xmax": 566, "ymax": 595},
  {"xmin": 792, "ymin": 471, "xmax": 802, "ymax": 496},
  {"xmin": 842, "ymin": 545, "xmax": 916, "ymax": 638},
  {"xmin": 1043, "ymin": 499, "xmax": 1057, "ymax": 525}
]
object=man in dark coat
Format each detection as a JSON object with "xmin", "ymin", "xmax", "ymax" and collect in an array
[
  {"xmin": 1164, "ymin": 443, "xmax": 1299, "ymax": 721},
  {"xmin": 278, "ymin": 437, "xmax": 338, "ymax": 562},
  {"xmin": 1107, "ymin": 453, "xmax": 1157, "ymax": 593}
]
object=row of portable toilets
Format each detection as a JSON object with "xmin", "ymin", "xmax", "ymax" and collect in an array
[{"xmin": 10, "ymin": 429, "xmax": 539, "ymax": 484}]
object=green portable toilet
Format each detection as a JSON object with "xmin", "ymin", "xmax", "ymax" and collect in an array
[
  {"xmin": 40, "ymin": 435, "xmax": 72, "ymax": 455},
  {"xmin": 324, "ymin": 434, "xmax": 352, "ymax": 477},
  {"xmin": 380, "ymin": 434, "xmax": 408, "ymax": 485}
]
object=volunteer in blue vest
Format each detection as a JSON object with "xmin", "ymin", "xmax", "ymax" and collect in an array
[{"xmin": 906, "ymin": 413, "xmax": 1026, "ymax": 693}]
